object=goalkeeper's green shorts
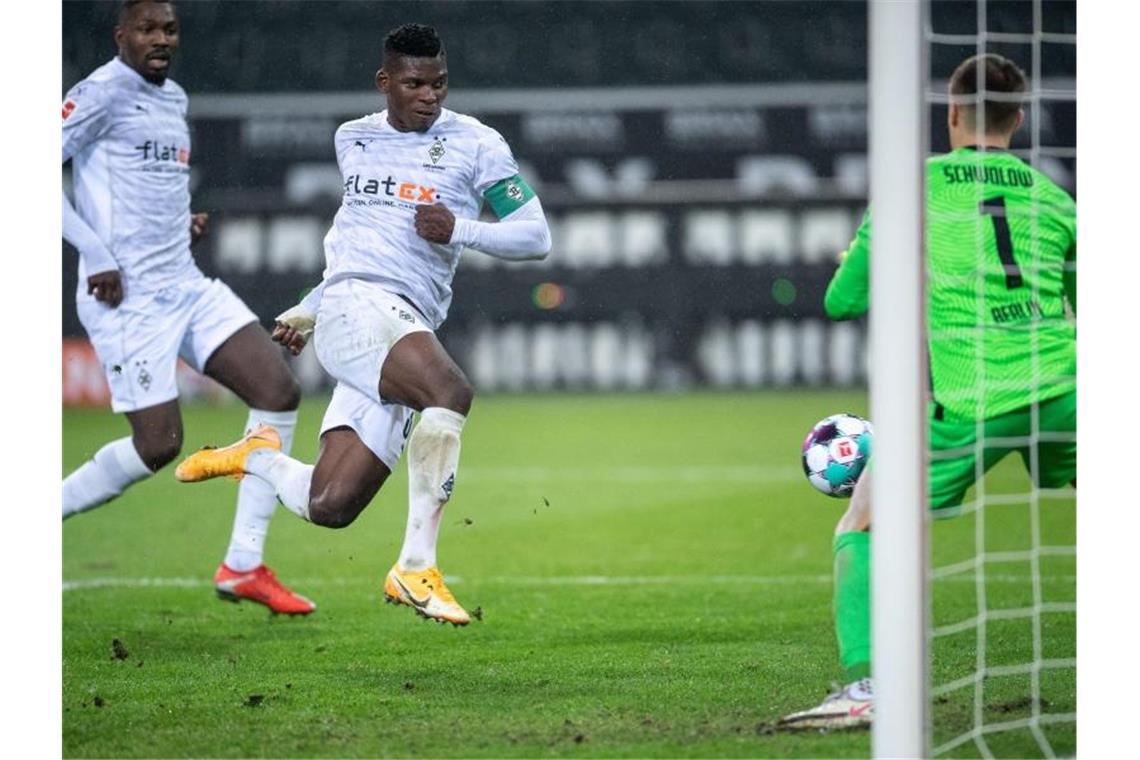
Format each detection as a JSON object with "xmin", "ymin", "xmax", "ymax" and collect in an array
[{"xmin": 928, "ymin": 390, "xmax": 1076, "ymax": 512}]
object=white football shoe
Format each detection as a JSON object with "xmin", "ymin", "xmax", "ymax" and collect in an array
[{"xmin": 776, "ymin": 678, "xmax": 874, "ymax": 731}]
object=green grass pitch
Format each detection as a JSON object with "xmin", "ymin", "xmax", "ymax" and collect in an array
[{"xmin": 62, "ymin": 392, "xmax": 1074, "ymax": 757}]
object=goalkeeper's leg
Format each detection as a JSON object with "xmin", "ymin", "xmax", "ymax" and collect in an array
[{"xmin": 778, "ymin": 475, "xmax": 873, "ymax": 729}]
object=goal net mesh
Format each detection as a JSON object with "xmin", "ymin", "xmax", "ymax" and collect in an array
[{"xmin": 922, "ymin": 1, "xmax": 1076, "ymax": 757}]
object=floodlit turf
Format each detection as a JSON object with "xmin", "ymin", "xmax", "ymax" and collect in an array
[{"xmin": 62, "ymin": 392, "xmax": 1075, "ymax": 758}]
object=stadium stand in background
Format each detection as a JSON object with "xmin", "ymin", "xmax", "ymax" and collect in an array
[{"xmin": 62, "ymin": 0, "xmax": 1075, "ymax": 402}]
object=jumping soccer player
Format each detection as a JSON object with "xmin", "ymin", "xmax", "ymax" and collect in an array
[
  {"xmin": 62, "ymin": 0, "xmax": 315, "ymax": 615},
  {"xmin": 778, "ymin": 54, "xmax": 1076, "ymax": 729},
  {"xmin": 175, "ymin": 23, "xmax": 551, "ymax": 626}
]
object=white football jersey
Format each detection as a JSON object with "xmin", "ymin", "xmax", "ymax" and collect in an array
[
  {"xmin": 63, "ymin": 57, "xmax": 200, "ymax": 296},
  {"xmin": 321, "ymin": 108, "xmax": 520, "ymax": 328}
]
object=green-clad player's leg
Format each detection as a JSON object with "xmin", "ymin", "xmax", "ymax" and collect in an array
[
  {"xmin": 832, "ymin": 471, "xmax": 874, "ymax": 682},
  {"xmin": 833, "ymin": 530, "xmax": 871, "ymax": 682},
  {"xmin": 777, "ymin": 475, "xmax": 875, "ymax": 729}
]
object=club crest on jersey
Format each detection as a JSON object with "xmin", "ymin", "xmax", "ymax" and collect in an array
[{"xmin": 428, "ymin": 138, "xmax": 446, "ymax": 164}]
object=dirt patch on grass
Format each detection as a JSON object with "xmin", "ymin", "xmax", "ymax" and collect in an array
[{"xmin": 111, "ymin": 639, "xmax": 129, "ymax": 661}]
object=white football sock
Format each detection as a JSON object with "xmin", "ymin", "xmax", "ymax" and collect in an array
[
  {"xmin": 62, "ymin": 436, "xmax": 152, "ymax": 519},
  {"xmin": 245, "ymin": 448, "xmax": 314, "ymax": 522},
  {"xmin": 398, "ymin": 407, "xmax": 466, "ymax": 571},
  {"xmin": 223, "ymin": 409, "xmax": 298, "ymax": 571}
]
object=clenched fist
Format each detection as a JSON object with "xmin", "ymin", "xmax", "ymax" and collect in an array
[{"xmin": 414, "ymin": 203, "xmax": 455, "ymax": 244}]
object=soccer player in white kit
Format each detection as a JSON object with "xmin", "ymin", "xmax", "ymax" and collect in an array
[
  {"xmin": 62, "ymin": 0, "xmax": 316, "ymax": 615},
  {"xmin": 175, "ymin": 23, "xmax": 552, "ymax": 626}
]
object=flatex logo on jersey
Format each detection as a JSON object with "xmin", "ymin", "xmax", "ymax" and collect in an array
[
  {"xmin": 136, "ymin": 140, "xmax": 191, "ymax": 173},
  {"xmin": 343, "ymin": 174, "xmax": 439, "ymax": 209}
]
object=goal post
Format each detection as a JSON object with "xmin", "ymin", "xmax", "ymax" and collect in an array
[{"xmin": 868, "ymin": 1, "xmax": 929, "ymax": 757}]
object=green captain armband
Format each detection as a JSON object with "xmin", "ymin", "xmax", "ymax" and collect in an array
[{"xmin": 484, "ymin": 175, "xmax": 536, "ymax": 219}]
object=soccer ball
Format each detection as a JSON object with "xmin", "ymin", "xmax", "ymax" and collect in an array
[{"xmin": 801, "ymin": 413, "xmax": 873, "ymax": 498}]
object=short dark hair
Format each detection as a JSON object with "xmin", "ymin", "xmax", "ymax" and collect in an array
[
  {"xmin": 119, "ymin": 0, "xmax": 173, "ymax": 25},
  {"xmin": 949, "ymin": 54, "xmax": 1027, "ymax": 134},
  {"xmin": 383, "ymin": 23, "xmax": 445, "ymax": 63}
]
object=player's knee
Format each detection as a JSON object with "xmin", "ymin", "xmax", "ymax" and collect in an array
[
  {"xmin": 255, "ymin": 374, "xmax": 302, "ymax": 412},
  {"xmin": 308, "ymin": 485, "xmax": 365, "ymax": 529},
  {"xmin": 134, "ymin": 430, "xmax": 183, "ymax": 471},
  {"xmin": 435, "ymin": 375, "xmax": 474, "ymax": 416},
  {"xmin": 835, "ymin": 511, "xmax": 870, "ymax": 536},
  {"xmin": 275, "ymin": 376, "xmax": 302, "ymax": 411}
]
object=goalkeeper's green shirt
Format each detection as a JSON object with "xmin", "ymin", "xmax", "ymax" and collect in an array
[{"xmin": 825, "ymin": 147, "xmax": 1076, "ymax": 420}]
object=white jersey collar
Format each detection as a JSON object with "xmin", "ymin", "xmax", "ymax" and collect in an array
[
  {"xmin": 111, "ymin": 56, "xmax": 176, "ymax": 92},
  {"xmin": 376, "ymin": 108, "xmax": 455, "ymax": 135}
]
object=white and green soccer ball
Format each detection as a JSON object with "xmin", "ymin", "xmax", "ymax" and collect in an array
[{"xmin": 801, "ymin": 413, "xmax": 873, "ymax": 498}]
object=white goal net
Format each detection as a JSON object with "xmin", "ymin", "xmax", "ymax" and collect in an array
[{"xmin": 922, "ymin": 1, "xmax": 1077, "ymax": 757}]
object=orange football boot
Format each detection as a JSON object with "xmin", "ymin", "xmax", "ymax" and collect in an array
[
  {"xmin": 175, "ymin": 424, "xmax": 281, "ymax": 482},
  {"xmin": 214, "ymin": 563, "xmax": 316, "ymax": 616}
]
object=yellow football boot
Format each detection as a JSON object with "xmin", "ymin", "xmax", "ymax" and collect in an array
[
  {"xmin": 174, "ymin": 424, "xmax": 282, "ymax": 482},
  {"xmin": 383, "ymin": 564, "xmax": 471, "ymax": 626}
]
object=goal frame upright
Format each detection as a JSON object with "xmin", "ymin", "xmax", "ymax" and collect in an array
[{"xmin": 868, "ymin": 1, "xmax": 930, "ymax": 757}]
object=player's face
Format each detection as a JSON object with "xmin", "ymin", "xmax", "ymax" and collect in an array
[
  {"xmin": 114, "ymin": 2, "xmax": 180, "ymax": 85},
  {"xmin": 377, "ymin": 55, "xmax": 448, "ymax": 132}
]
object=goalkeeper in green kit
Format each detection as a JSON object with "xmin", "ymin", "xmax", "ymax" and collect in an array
[{"xmin": 777, "ymin": 54, "xmax": 1076, "ymax": 730}]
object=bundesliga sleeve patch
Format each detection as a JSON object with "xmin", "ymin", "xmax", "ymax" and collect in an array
[
  {"xmin": 62, "ymin": 100, "xmax": 77, "ymax": 120},
  {"xmin": 484, "ymin": 175, "xmax": 536, "ymax": 219}
]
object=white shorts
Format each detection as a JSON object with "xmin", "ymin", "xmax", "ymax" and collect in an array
[
  {"xmin": 314, "ymin": 279, "xmax": 431, "ymax": 468},
  {"xmin": 319, "ymin": 384, "xmax": 415, "ymax": 470},
  {"xmin": 76, "ymin": 277, "xmax": 257, "ymax": 413}
]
